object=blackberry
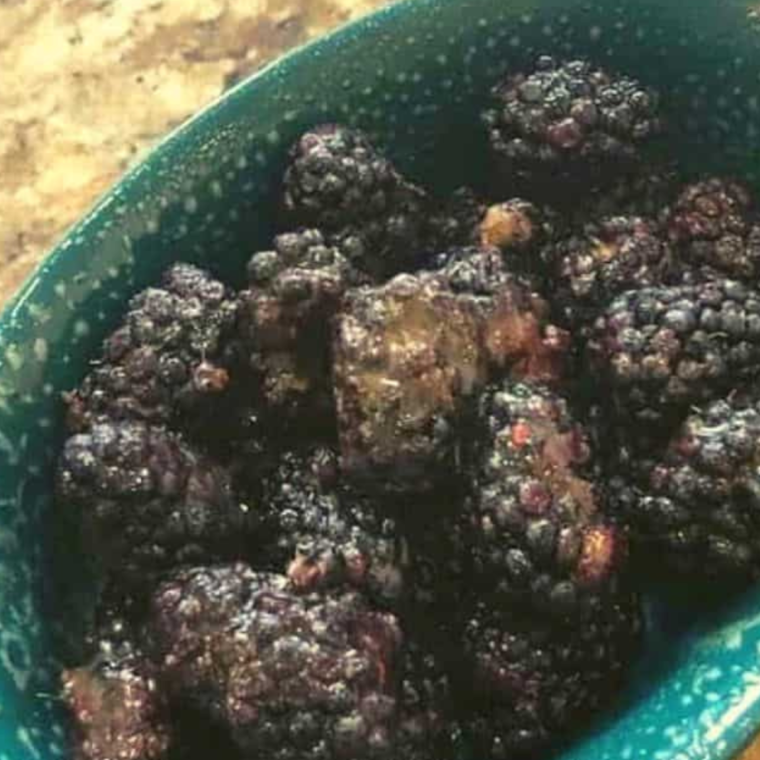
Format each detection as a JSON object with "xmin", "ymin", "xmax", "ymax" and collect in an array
[
  {"xmin": 282, "ymin": 125, "xmax": 428, "ymax": 277},
  {"xmin": 483, "ymin": 57, "xmax": 661, "ymax": 197},
  {"xmin": 239, "ymin": 229, "xmax": 365, "ymax": 419},
  {"xmin": 149, "ymin": 565, "xmax": 404, "ymax": 760},
  {"xmin": 259, "ymin": 447, "xmax": 407, "ymax": 607},
  {"xmin": 63, "ymin": 639, "xmax": 171, "ymax": 760},
  {"xmin": 610, "ymin": 392, "xmax": 760, "ymax": 580},
  {"xmin": 551, "ymin": 215, "xmax": 673, "ymax": 332},
  {"xmin": 666, "ymin": 177, "xmax": 760, "ymax": 281},
  {"xmin": 462, "ymin": 594, "xmax": 641, "ymax": 759},
  {"xmin": 65, "ymin": 264, "xmax": 239, "ymax": 434},
  {"xmin": 588, "ymin": 279, "xmax": 760, "ymax": 424},
  {"xmin": 332, "ymin": 268, "xmax": 567, "ymax": 493},
  {"xmin": 463, "ymin": 379, "xmax": 628, "ymax": 619},
  {"xmin": 56, "ymin": 420, "xmax": 255, "ymax": 584},
  {"xmin": 425, "ymin": 187, "xmax": 487, "ymax": 253}
]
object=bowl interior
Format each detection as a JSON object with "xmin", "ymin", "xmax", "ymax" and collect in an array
[{"xmin": 2, "ymin": 0, "xmax": 760, "ymax": 757}]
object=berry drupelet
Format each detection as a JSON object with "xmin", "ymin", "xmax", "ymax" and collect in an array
[
  {"xmin": 551, "ymin": 215, "xmax": 673, "ymax": 333},
  {"xmin": 239, "ymin": 228, "xmax": 366, "ymax": 419},
  {"xmin": 63, "ymin": 639, "xmax": 171, "ymax": 760},
  {"xmin": 282, "ymin": 125, "xmax": 428, "ymax": 277},
  {"xmin": 149, "ymin": 565, "xmax": 406, "ymax": 760},
  {"xmin": 463, "ymin": 379, "xmax": 628, "ymax": 619},
  {"xmin": 610, "ymin": 392, "xmax": 760, "ymax": 581},
  {"xmin": 666, "ymin": 177, "xmax": 760, "ymax": 281},
  {"xmin": 56, "ymin": 420, "xmax": 254, "ymax": 585},
  {"xmin": 65, "ymin": 264, "xmax": 239, "ymax": 434},
  {"xmin": 461, "ymin": 593, "xmax": 641, "ymax": 759},
  {"xmin": 259, "ymin": 446, "xmax": 407, "ymax": 607},
  {"xmin": 588, "ymin": 278, "xmax": 760, "ymax": 425},
  {"xmin": 482, "ymin": 56, "xmax": 662, "ymax": 196}
]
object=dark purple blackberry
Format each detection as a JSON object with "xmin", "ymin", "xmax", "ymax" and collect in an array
[
  {"xmin": 483, "ymin": 57, "xmax": 662, "ymax": 196},
  {"xmin": 397, "ymin": 642, "xmax": 459, "ymax": 760},
  {"xmin": 588, "ymin": 279, "xmax": 760, "ymax": 424},
  {"xmin": 425, "ymin": 187, "xmax": 487, "ymax": 253},
  {"xmin": 149, "ymin": 565, "xmax": 404, "ymax": 760},
  {"xmin": 63, "ymin": 638, "xmax": 171, "ymax": 760},
  {"xmin": 56, "ymin": 420, "xmax": 256, "ymax": 584},
  {"xmin": 259, "ymin": 447, "xmax": 407, "ymax": 607},
  {"xmin": 462, "ymin": 593, "xmax": 641, "ymax": 759},
  {"xmin": 282, "ymin": 125, "xmax": 428, "ymax": 277},
  {"xmin": 610, "ymin": 392, "xmax": 760, "ymax": 580},
  {"xmin": 239, "ymin": 228, "xmax": 366, "ymax": 420},
  {"xmin": 551, "ymin": 215, "xmax": 673, "ymax": 332},
  {"xmin": 666, "ymin": 178, "xmax": 760, "ymax": 281},
  {"xmin": 332, "ymin": 269, "xmax": 568, "ymax": 493},
  {"xmin": 463, "ymin": 380, "xmax": 628, "ymax": 619},
  {"xmin": 65, "ymin": 264, "xmax": 239, "ymax": 434}
]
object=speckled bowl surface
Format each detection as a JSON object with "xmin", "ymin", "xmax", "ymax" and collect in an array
[{"xmin": 3, "ymin": 0, "xmax": 760, "ymax": 757}]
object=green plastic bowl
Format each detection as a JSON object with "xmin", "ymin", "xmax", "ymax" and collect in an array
[{"xmin": 4, "ymin": 0, "xmax": 760, "ymax": 757}]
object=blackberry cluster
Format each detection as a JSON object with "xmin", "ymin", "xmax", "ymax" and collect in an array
[
  {"xmin": 462, "ymin": 595, "xmax": 641, "ymax": 759},
  {"xmin": 551, "ymin": 215, "xmax": 673, "ymax": 333},
  {"xmin": 259, "ymin": 447, "xmax": 407, "ymax": 607},
  {"xmin": 62, "ymin": 640, "xmax": 171, "ymax": 760},
  {"xmin": 666, "ymin": 178, "xmax": 760, "ymax": 281},
  {"xmin": 588, "ymin": 278, "xmax": 760, "ymax": 424},
  {"xmin": 610, "ymin": 393, "xmax": 760, "ymax": 580},
  {"xmin": 462, "ymin": 379, "xmax": 627, "ymax": 618},
  {"xmin": 283, "ymin": 125, "xmax": 429, "ymax": 277},
  {"xmin": 425, "ymin": 187, "xmax": 487, "ymax": 253},
  {"xmin": 63, "ymin": 53, "xmax": 760, "ymax": 760},
  {"xmin": 482, "ymin": 56, "xmax": 661, "ymax": 195},
  {"xmin": 57, "ymin": 420, "xmax": 254, "ymax": 585},
  {"xmin": 332, "ymin": 265, "xmax": 568, "ymax": 493},
  {"xmin": 239, "ymin": 228, "xmax": 365, "ymax": 419},
  {"xmin": 65, "ymin": 264, "xmax": 240, "ymax": 435},
  {"xmin": 148, "ymin": 565, "xmax": 405, "ymax": 760}
]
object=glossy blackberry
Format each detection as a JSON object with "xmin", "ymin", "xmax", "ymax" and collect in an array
[
  {"xmin": 282, "ymin": 125, "xmax": 428, "ymax": 277},
  {"xmin": 462, "ymin": 594, "xmax": 641, "ymax": 759},
  {"xmin": 332, "ymin": 268, "xmax": 567, "ymax": 493},
  {"xmin": 65, "ymin": 264, "xmax": 239, "ymax": 434},
  {"xmin": 239, "ymin": 228, "xmax": 366, "ymax": 419},
  {"xmin": 63, "ymin": 639, "xmax": 171, "ymax": 760},
  {"xmin": 149, "ymin": 565, "xmax": 403, "ymax": 760},
  {"xmin": 551, "ymin": 215, "xmax": 673, "ymax": 332},
  {"xmin": 483, "ymin": 57, "xmax": 661, "ymax": 196},
  {"xmin": 610, "ymin": 393, "xmax": 760, "ymax": 580},
  {"xmin": 588, "ymin": 279, "xmax": 760, "ymax": 424},
  {"xmin": 425, "ymin": 187, "xmax": 486, "ymax": 253},
  {"xmin": 56, "ymin": 420, "xmax": 255, "ymax": 584},
  {"xmin": 666, "ymin": 177, "xmax": 760, "ymax": 281},
  {"xmin": 259, "ymin": 447, "xmax": 407, "ymax": 607},
  {"xmin": 463, "ymin": 379, "xmax": 628, "ymax": 619}
]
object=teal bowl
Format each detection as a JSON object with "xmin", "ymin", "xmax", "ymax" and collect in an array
[{"xmin": 4, "ymin": 0, "xmax": 760, "ymax": 757}]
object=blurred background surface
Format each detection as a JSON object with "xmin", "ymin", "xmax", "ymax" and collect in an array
[{"xmin": 0, "ymin": 0, "xmax": 389, "ymax": 305}]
